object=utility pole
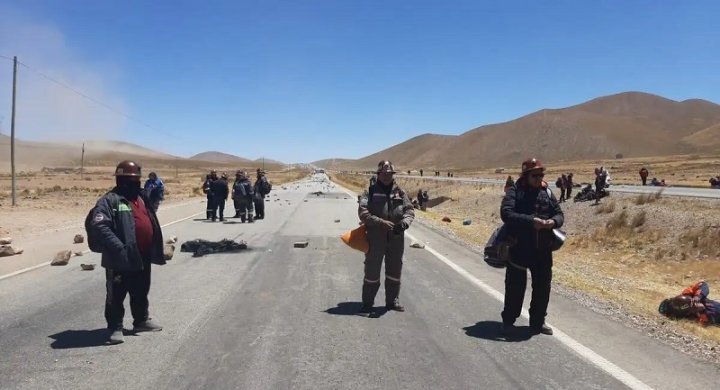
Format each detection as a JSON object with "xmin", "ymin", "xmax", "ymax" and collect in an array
[
  {"xmin": 80, "ymin": 142, "xmax": 85, "ymax": 179},
  {"xmin": 262, "ymin": 157, "xmax": 265, "ymax": 171},
  {"xmin": 10, "ymin": 56, "xmax": 17, "ymax": 207}
]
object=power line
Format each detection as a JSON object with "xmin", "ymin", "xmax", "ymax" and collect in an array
[{"xmin": 0, "ymin": 54, "xmax": 182, "ymax": 139}]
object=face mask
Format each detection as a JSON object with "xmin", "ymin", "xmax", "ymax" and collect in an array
[{"xmin": 116, "ymin": 178, "xmax": 141, "ymax": 199}]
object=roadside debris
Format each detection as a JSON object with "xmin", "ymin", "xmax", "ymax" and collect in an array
[
  {"xmin": 163, "ymin": 244, "xmax": 176, "ymax": 261},
  {"xmin": 74, "ymin": 251, "xmax": 84, "ymax": 257},
  {"xmin": 0, "ymin": 245, "xmax": 23, "ymax": 257},
  {"xmin": 334, "ymin": 219, "xmax": 341, "ymax": 223},
  {"xmin": 311, "ymin": 191, "xmax": 324, "ymax": 196},
  {"xmin": 166, "ymin": 236, "xmax": 178, "ymax": 244},
  {"xmin": 73, "ymin": 234, "xmax": 85, "ymax": 244},
  {"xmin": 51, "ymin": 250, "xmax": 73, "ymax": 266},
  {"xmin": 0, "ymin": 237, "xmax": 12, "ymax": 245},
  {"xmin": 462, "ymin": 219, "xmax": 472, "ymax": 226},
  {"xmin": 442, "ymin": 216, "xmax": 452, "ymax": 223},
  {"xmin": 294, "ymin": 241, "xmax": 309, "ymax": 248},
  {"xmin": 80, "ymin": 263, "xmax": 96, "ymax": 271},
  {"xmin": 180, "ymin": 239, "xmax": 248, "ymax": 257},
  {"xmin": 410, "ymin": 242, "xmax": 425, "ymax": 249}
]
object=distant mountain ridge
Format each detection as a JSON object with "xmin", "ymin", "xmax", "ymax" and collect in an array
[{"xmin": 313, "ymin": 91, "xmax": 720, "ymax": 170}]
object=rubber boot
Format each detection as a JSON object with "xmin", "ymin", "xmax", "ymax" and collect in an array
[
  {"xmin": 247, "ymin": 213, "xmax": 254, "ymax": 223},
  {"xmin": 359, "ymin": 282, "xmax": 380, "ymax": 316},
  {"xmin": 385, "ymin": 282, "xmax": 404, "ymax": 311}
]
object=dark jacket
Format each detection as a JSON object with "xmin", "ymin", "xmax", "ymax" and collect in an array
[
  {"xmin": 253, "ymin": 176, "xmax": 271, "ymax": 200},
  {"xmin": 210, "ymin": 178, "xmax": 229, "ymax": 200},
  {"xmin": 89, "ymin": 189, "xmax": 165, "ymax": 273},
  {"xmin": 232, "ymin": 178, "xmax": 254, "ymax": 201},
  {"xmin": 359, "ymin": 181, "xmax": 415, "ymax": 239},
  {"xmin": 501, "ymin": 181, "xmax": 564, "ymax": 265}
]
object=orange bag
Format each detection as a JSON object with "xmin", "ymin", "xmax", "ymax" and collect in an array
[{"xmin": 341, "ymin": 224, "xmax": 369, "ymax": 254}]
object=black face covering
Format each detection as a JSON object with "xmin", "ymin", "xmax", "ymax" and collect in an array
[{"xmin": 116, "ymin": 177, "xmax": 141, "ymax": 200}]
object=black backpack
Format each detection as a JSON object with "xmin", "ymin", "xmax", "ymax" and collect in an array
[
  {"xmin": 262, "ymin": 179, "xmax": 272, "ymax": 195},
  {"xmin": 483, "ymin": 224, "xmax": 513, "ymax": 268},
  {"xmin": 84, "ymin": 193, "xmax": 119, "ymax": 253}
]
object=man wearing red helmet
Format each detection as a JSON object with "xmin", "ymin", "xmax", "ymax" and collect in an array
[
  {"xmin": 357, "ymin": 160, "xmax": 415, "ymax": 316},
  {"xmin": 86, "ymin": 160, "xmax": 166, "ymax": 344},
  {"xmin": 500, "ymin": 158, "xmax": 564, "ymax": 336}
]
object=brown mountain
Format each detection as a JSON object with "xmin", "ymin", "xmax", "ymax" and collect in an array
[
  {"xmin": 320, "ymin": 92, "xmax": 720, "ymax": 170},
  {"xmin": 189, "ymin": 151, "xmax": 253, "ymax": 164}
]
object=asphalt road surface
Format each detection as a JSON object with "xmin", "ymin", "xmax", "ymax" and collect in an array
[
  {"xmin": 0, "ymin": 174, "xmax": 718, "ymax": 390},
  {"xmin": 376, "ymin": 174, "xmax": 720, "ymax": 199}
]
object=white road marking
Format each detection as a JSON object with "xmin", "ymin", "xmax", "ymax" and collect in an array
[
  {"xmin": 335, "ymin": 180, "xmax": 653, "ymax": 390},
  {"xmin": 0, "ymin": 211, "xmax": 205, "ymax": 282}
]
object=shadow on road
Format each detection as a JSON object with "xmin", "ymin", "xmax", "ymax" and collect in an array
[
  {"xmin": 49, "ymin": 329, "xmax": 111, "ymax": 349},
  {"xmin": 463, "ymin": 321, "xmax": 533, "ymax": 342},
  {"xmin": 324, "ymin": 302, "xmax": 388, "ymax": 318}
]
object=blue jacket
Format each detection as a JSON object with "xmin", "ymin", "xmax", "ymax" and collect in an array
[{"xmin": 144, "ymin": 178, "xmax": 165, "ymax": 201}]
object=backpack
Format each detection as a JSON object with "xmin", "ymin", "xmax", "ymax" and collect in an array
[
  {"xmin": 84, "ymin": 193, "xmax": 119, "ymax": 253},
  {"xmin": 555, "ymin": 178, "xmax": 563, "ymax": 188},
  {"xmin": 261, "ymin": 179, "xmax": 272, "ymax": 195},
  {"xmin": 483, "ymin": 224, "xmax": 513, "ymax": 268}
]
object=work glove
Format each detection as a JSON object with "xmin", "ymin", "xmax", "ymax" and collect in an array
[{"xmin": 393, "ymin": 221, "xmax": 408, "ymax": 235}]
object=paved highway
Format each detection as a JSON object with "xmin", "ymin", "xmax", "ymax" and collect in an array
[{"xmin": 0, "ymin": 174, "xmax": 718, "ymax": 389}]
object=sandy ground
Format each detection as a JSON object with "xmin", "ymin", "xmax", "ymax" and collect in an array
[
  {"xmin": 0, "ymin": 167, "xmax": 309, "ymax": 239},
  {"xmin": 332, "ymin": 172, "xmax": 720, "ymax": 358}
]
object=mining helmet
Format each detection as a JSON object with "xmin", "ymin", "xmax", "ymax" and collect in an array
[
  {"xmin": 521, "ymin": 158, "xmax": 544, "ymax": 174},
  {"xmin": 377, "ymin": 160, "xmax": 396, "ymax": 174},
  {"xmin": 114, "ymin": 160, "xmax": 142, "ymax": 177},
  {"xmin": 658, "ymin": 295, "xmax": 697, "ymax": 317}
]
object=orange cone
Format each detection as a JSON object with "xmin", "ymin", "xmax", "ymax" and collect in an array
[{"xmin": 341, "ymin": 225, "xmax": 369, "ymax": 253}]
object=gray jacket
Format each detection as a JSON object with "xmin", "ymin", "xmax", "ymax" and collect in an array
[
  {"xmin": 89, "ymin": 189, "xmax": 165, "ymax": 273},
  {"xmin": 358, "ymin": 181, "xmax": 415, "ymax": 239}
]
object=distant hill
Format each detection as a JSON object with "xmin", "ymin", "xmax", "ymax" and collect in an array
[
  {"xmin": 0, "ymin": 138, "xmax": 284, "ymax": 172},
  {"xmin": 189, "ymin": 151, "xmax": 253, "ymax": 164},
  {"xmin": 325, "ymin": 91, "xmax": 720, "ymax": 170},
  {"xmin": 681, "ymin": 123, "xmax": 720, "ymax": 152},
  {"xmin": 253, "ymin": 157, "xmax": 284, "ymax": 166},
  {"xmin": 311, "ymin": 158, "xmax": 358, "ymax": 170}
]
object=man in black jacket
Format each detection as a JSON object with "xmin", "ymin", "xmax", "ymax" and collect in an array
[
  {"xmin": 500, "ymin": 158, "xmax": 564, "ymax": 336},
  {"xmin": 88, "ymin": 160, "xmax": 165, "ymax": 344},
  {"xmin": 253, "ymin": 169, "xmax": 271, "ymax": 220},
  {"xmin": 203, "ymin": 170, "xmax": 218, "ymax": 219},
  {"xmin": 232, "ymin": 171, "xmax": 255, "ymax": 223},
  {"xmin": 210, "ymin": 173, "xmax": 230, "ymax": 221}
]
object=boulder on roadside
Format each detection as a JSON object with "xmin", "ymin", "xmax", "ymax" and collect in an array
[
  {"xmin": 0, "ymin": 245, "xmax": 23, "ymax": 257},
  {"xmin": 163, "ymin": 244, "xmax": 176, "ymax": 261},
  {"xmin": 0, "ymin": 237, "xmax": 12, "ymax": 245},
  {"xmin": 51, "ymin": 250, "xmax": 73, "ymax": 266},
  {"xmin": 409, "ymin": 242, "xmax": 425, "ymax": 249},
  {"xmin": 80, "ymin": 263, "xmax": 95, "ymax": 271},
  {"xmin": 73, "ymin": 234, "xmax": 85, "ymax": 244},
  {"xmin": 165, "ymin": 236, "xmax": 178, "ymax": 244},
  {"xmin": 74, "ymin": 251, "xmax": 84, "ymax": 257},
  {"xmin": 442, "ymin": 216, "xmax": 452, "ymax": 223}
]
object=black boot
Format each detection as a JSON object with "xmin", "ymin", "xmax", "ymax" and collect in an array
[
  {"xmin": 359, "ymin": 283, "xmax": 380, "ymax": 316},
  {"xmin": 385, "ymin": 282, "xmax": 404, "ymax": 311}
]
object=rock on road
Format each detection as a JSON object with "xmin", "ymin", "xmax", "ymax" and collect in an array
[{"xmin": 0, "ymin": 174, "xmax": 718, "ymax": 390}]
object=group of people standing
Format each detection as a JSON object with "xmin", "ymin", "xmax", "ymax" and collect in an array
[
  {"xmin": 202, "ymin": 169, "xmax": 272, "ymax": 222},
  {"xmin": 554, "ymin": 173, "xmax": 574, "ymax": 202}
]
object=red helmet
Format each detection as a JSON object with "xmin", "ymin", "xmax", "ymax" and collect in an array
[
  {"xmin": 114, "ymin": 160, "xmax": 142, "ymax": 177},
  {"xmin": 377, "ymin": 160, "xmax": 396, "ymax": 174},
  {"xmin": 521, "ymin": 158, "xmax": 544, "ymax": 174}
]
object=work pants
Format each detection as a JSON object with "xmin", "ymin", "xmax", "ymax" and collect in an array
[
  {"xmin": 362, "ymin": 230, "xmax": 404, "ymax": 306},
  {"xmin": 501, "ymin": 252, "xmax": 552, "ymax": 328},
  {"xmin": 105, "ymin": 264, "xmax": 151, "ymax": 330}
]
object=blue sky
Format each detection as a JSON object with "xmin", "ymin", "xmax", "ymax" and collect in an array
[{"xmin": 1, "ymin": 1, "xmax": 719, "ymax": 163}]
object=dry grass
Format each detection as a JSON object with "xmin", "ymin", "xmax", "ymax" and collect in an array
[
  {"xmin": 595, "ymin": 200, "xmax": 616, "ymax": 214},
  {"xmin": 635, "ymin": 189, "xmax": 664, "ymax": 205}
]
